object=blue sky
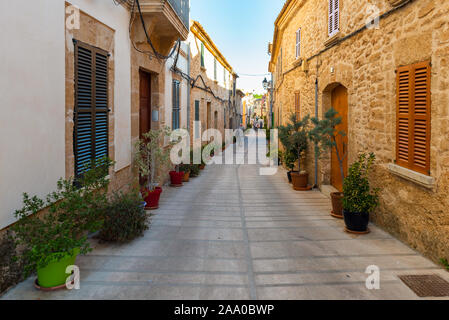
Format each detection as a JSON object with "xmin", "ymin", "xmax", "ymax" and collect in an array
[{"xmin": 190, "ymin": 0, "xmax": 285, "ymax": 94}]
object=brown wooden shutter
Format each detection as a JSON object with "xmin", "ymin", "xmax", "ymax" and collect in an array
[
  {"xmin": 295, "ymin": 91, "xmax": 300, "ymax": 121},
  {"xmin": 74, "ymin": 40, "xmax": 109, "ymax": 178},
  {"xmin": 396, "ymin": 61, "xmax": 431, "ymax": 175}
]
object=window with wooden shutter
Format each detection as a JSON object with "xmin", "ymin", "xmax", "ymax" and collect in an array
[
  {"xmin": 194, "ymin": 100, "xmax": 200, "ymax": 139},
  {"xmin": 201, "ymin": 43, "xmax": 205, "ymax": 68},
  {"xmin": 172, "ymin": 80, "xmax": 180, "ymax": 130},
  {"xmin": 396, "ymin": 61, "xmax": 431, "ymax": 175},
  {"xmin": 328, "ymin": 0, "xmax": 340, "ymax": 37},
  {"xmin": 296, "ymin": 28, "xmax": 301, "ymax": 59},
  {"xmin": 74, "ymin": 40, "xmax": 109, "ymax": 178},
  {"xmin": 295, "ymin": 91, "xmax": 300, "ymax": 120}
]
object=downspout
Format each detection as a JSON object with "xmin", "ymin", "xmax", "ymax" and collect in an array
[
  {"xmin": 314, "ymin": 76, "xmax": 318, "ymax": 189},
  {"xmin": 187, "ymin": 43, "xmax": 191, "ymax": 131}
]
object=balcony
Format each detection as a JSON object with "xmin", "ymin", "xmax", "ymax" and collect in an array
[{"xmin": 127, "ymin": 0, "xmax": 190, "ymax": 55}]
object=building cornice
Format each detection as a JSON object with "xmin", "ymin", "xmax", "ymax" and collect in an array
[
  {"xmin": 191, "ymin": 20, "xmax": 234, "ymax": 75},
  {"xmin": 123, "ymin": 0, "xmax": 189, "ymax": 40}
]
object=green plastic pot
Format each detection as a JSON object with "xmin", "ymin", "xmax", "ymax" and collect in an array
[{"xmin": 36, "ymin": 248, "xmax": 80, "ymax": 289}]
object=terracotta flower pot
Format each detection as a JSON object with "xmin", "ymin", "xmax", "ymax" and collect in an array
[
  {"xmin": 169, "ymin": 171, "xmax": 184, "ymax": 187},
  {"xmin": 287, "ymin": 170, "xmax": 298, "ymax": 183},
  {"xmin": 330, "ymin": 192, "xmax": 344, "ymax": 219},
  {"xmin": 199, "ymin": 164, "xmax": 205, "ymax": 170},
  {"xmin": 291, "ymin": 172, "xmax": 310, "ymax": 191},
  {"xmin": 142, "ymin": 187, "xmax": 162, "ymax": 210},
  {"xmin": 183, "ymin": 171, "xmax": 190, "ymax": 182}
]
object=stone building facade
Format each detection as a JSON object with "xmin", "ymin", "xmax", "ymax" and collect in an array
[
  {"xmin": 269, "ymin": 0, "xmax": 449, "ymax": 263},
  {"xmin": 187, "ymin": 21, "xmax": 238, "ymax": 147}
]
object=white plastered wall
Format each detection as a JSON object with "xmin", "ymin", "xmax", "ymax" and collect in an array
[{"xmin": 0, "ymin": 0, "xmax": 131, "ymax": 229}]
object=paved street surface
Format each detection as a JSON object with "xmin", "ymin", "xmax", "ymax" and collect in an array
[{"xmin": 2, "ymin": 132, "xmax": 448, "ymax": 300}]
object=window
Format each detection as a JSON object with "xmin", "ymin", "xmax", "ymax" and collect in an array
[
  {"xmin": 194, "ymin": 100, "xmax": 200, "ymax": 139},
  {"xmin": 74, "ymin": 40, "xmax": 109, "ymax": 178},
  {"xmin": 295, "ymin": 91, "xmax": 300, "ymax": 120},
  {"xmin": 172, "ymin": 80, "xmax": 180, "ymax": 130},
  {"xmin": 396, "ymin": 61, "xmax": 431, "ymax": 175},
  {"xmin": 201, "ymin": 43, "xmax": 205, "ymax": 68},
  {"xmin": 296, "ymin": 28, "xmax": 301, "ymax": 59},
  {"xmin": 328, "ymin": 0, "xmax": 340, "ymax": 37}
]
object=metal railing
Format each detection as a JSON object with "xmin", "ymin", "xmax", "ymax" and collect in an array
[{"xmin": 167, "ymin": 0, "xmax": 189, "ymax": 29}]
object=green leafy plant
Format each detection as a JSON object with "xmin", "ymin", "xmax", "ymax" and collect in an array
[
  {"xmin": 310, "ymin": 107, "xmax": 347, "ymax": 183},
  {"xmin": 342, "ymin": 153, "xmax": 380, "ymax": 213},
  {"xmin": 441, "ymin": 258, "xmax": 449, "ymax": 271},
  {"xmin": 134, "ymin": 127, "xmax": 172, "ymax": 192},
  {"xmin": 1, "ymin": 231, "xmax": 25, "ymax": 294},
  {"xmin": 99, "ymin": 190, "xmax": 149, "ymax": 243},
  {"xmin": 12, "ymin": 158, "xmax": 113, "ymax": 276},
  {"xmin": 189, "ymin": 164, "xmax": 200, "ymax": 177},
  {"xmin": 278, "ymin": 113, "xmax": 311, "ymax": 173},
  {"xmin": 179, "ymin": 163, "xmax": 191, "ymax": 173}
]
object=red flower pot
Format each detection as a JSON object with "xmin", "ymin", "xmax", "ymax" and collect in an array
[
  {"xmin": 141, "ymin": 187, "xmax": 162, "ymax": 210},
  {"xmin": 169, "ymin": 171, "xmax": 184, "ymax": 187}
]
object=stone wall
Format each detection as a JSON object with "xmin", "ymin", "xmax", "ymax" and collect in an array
[
  {"xmin": 270, "ymin": 0, "xmax": 449, "ymax": 263},
  {"xmin": 188, "ymin": 33, "xmax": 232, "ymax": 147}
]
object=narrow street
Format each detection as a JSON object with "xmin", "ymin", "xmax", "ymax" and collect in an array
[{"xmin": 2, "ymin": 132, "xmax": 448, "ymax": 300}]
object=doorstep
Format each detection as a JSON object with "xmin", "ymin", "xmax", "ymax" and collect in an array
[{"xmin": 320, "ymin": 185, "xmax": 339, "ymax": 199}]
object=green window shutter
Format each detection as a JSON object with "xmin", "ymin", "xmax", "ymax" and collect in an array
[{"xmin": 74, "ymin": 40, "xmax": 109, "ymax": 179}]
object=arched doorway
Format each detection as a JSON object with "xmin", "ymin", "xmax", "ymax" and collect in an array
[{"xmin": 330, "ymin": 85, "xmax": 348, "ymax": 192}]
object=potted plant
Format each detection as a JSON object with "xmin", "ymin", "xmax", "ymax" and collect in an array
[
  {"xmin": 12, "ymin": 159, "xmax": 112, "ymax": 290},
  {"xmin": 189, "ymin": 164, "xmax": 200, "ymax": 178},
  {"xmin": 342, "ymin": 153, "xmax": 379, "ymax": 234},
  {"xmin": 279, "ymin": 114, "xmax": 312, "ymax": 190},
  {"xmin": 135, "ymin": 127, "xmax": 172, "ymax": 210},
  {"xmin": 179, "ymin": 163, "xmax": 191, "ymax": 182},
  {"xmin": 310, "ymin": 108, "xmax": 348, "ymax": 218},
  {"xmin": 99, "ymin": 189, "xmax": 150, "ymax": 243}
]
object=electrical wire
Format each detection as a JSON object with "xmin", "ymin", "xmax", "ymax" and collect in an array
[{"xmin": 113, "ymin": 0, "xmax": 231, "ymax": 105}]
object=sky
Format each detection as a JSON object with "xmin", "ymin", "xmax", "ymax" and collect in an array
[{"xmin": 190, "ymin": 0, "xmax": 285, "ymax": 94}]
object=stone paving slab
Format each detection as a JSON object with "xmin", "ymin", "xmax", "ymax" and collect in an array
[{"xmin": 2, "ymin": 133, "xmax": 449, "ymax": 300}]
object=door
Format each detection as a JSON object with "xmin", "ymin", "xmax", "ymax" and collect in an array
[
  {"xmin": 331, "ymin": 85, "xmax": 348, "ymax": 192},
  {"xmin": 139, "ymin": 70, "xmax": 151, "ymax": 138}
]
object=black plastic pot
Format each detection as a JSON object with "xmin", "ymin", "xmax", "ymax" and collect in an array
[
  {"xmin": 287, "ymin": 171, "xmax": 298, "ymax": 183},
  {"xmin": 343, "ymin": 210, "xmax": 370, "ymax": 233}
]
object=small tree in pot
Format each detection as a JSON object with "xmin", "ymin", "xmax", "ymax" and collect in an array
[
  {"xmin": 342, "ymin": 153, "xmax": 380, "ymax": 234},
  {"xmin": 134, "ymin": 127, "xmax": 172, "ymax": 210},
  {"xmin": 12, "ymin": 158, "xmax": 113, "ymax": 290},
  {"xmin": 279, "ymin": 114, "xmax": 312, "ymax": 190},
  {"xmin": 310, "ymin": 108, "xmax": 348, "ymax": 218}
]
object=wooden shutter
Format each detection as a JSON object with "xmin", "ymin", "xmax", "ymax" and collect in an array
[
  {"xmin": 172, "ymin": 80, "xmax": 180, "ymax": 130},
  {"xmin": 329, "ymin": 0, "xmax": 339, "ymax": 37},
  {"xmin": 396, "ymin": 61, "xmax": 431, "ymax": 175},
  {"xmin": 74, "ymin": 40, "xmax": 109, "ymax": 178},
  {"xmin": 295, "ymin": 92, "xmax": 300, "ymax": 120}
]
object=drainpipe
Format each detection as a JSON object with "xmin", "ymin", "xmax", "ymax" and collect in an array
[
  {"xmin": 187, "ymin": 43, "xmax": 191, "ymax": 131},
  {"xmin": 314, "ymin": 77, "xmax": 319, "ymax": 189}
]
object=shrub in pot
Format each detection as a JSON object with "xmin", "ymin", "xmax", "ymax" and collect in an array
[
  {"xmin": 135, "ymin": 128, "xmax": 172, "ymax": 210},
  {"xmin": 342, "ymin": 153, "xmax": 379, "ymax": 234},
  {"xmin": 310, "ymin": 108, "xmax": 348, "ymax": 218},
  {"xmin": 99, "ymin": 190, "xmax": 150, "ymax": 243},
  {"xmin": 12, "ymin": 159, "xmax": 112, "ymax": 289},
  {"xmin": 279, "ymin": 114, "xmax": 312, "ymax": 190},
  {"xmin": 179, "ymin": 163, "xmax": 191, "ymax": 182},
  {"xmin": 189, "ymin": 164, "xmax": 200, "ymax": 177}
]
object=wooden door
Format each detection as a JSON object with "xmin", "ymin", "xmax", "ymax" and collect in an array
[
  {"xmin": 331, "ymin": 85, "xmax": 348, "ymax": 192},
  {"xmin": 139, "ymin": 70, "xmax": 151, "ymax": 138}
]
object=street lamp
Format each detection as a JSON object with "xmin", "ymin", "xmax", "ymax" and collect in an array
[
  {"xmin": 262, "ymin": 77, "xmax": 268, "ymax": 90},
  {"xmin": 262, "ymin": 77, "xmax": 273, "ymax": 129}
]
